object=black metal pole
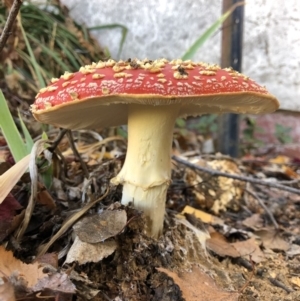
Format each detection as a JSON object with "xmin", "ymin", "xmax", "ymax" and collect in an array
[{"xmin": 218, "ymin": 0, "xmax": 244, "ymax": 157}]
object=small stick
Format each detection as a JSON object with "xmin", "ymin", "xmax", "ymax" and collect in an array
[
  {"xmin": 66, "ymin": 130, "xmax": 90, "ymax": 180},
  {"xmin": 172, "ymin": 155, "xmax": 300, "ymax": 195},
  {"xmin": 48, "ymin": 128, "xmax": 68, "ymax": 152},
  {"xmin": 269, "ymin": 277, "xmax": 294, "ymax": 293},
  {"xmin": 238, "ymin": 256, "xmax": 255, "ymax": 293},
  {"xmin": 37, "ymin": 128, "xmax": 68, "ymax": 173},
  {"xmin": 0, "ymin": 0, "xmax": 23, "ymax": 53},
  {"xmin": 244, "ymin": 188, "xmax": 279, "ymax": 229}
]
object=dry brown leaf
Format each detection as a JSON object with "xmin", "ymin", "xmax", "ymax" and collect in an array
[
  {"xmin": 65, "ymin": 236, "xmax": 117, "ymax": 265},
  {"xmin": 267, "ymin": 155, "xmax": 299, "ymax": 179},
  {"xmin": 73, "ymin": 210, "xmax": 127, "ymax": 243},
  {"xmin": 231, "ymin": 238, "xmax": 265, "ymax": 263},
  {"xmin": 0, "ymin": 278, "xmax": 15, "ymax": 301},
  {"xmin": 0, "ymin": 193, "xmax": 22, "ymax": 241},
  {"xmin": 38, "ymin": 253, "xmax": 59, "ymax": 269},
  {"xmin": 283, "ymin": 166, "xmax": 299, "ymax": 179},
  {"xmin": 206, "ymin": 232, "xmax": 240, "ymax": 258},
  {"xmin": 0, "ymin": 246, "xmax": 75, "ymax": 296},
  {"xmin": 255, "ymin": 229, "xmax": 290, "ymax": 251},
  {"xmin": 36, "ymin": 183, "xmax": 56, "ymax": 209},
  {"xmin": 157, "ymin": 266, "xmax": 239, "ymax": 301},
  {"xmin": 242, "ymin": 214, "xmax": 263, "ymax": 230},
  {"xmin": 181, "ymin": 205, "xmax": 224, "ymax": 225},
  {"xmin": 0, "ymin": 161, "xmax": 10, "ymax": 172},
  {"xmin": 287, "ymin": 244, "xmax": 300, "ymax": 257},
  {"xmin": 269, "ymin": 155, "xmax": 290, "ymax": 164},
  {"xmin": 0, "ymin": 246, "xmax": 45, "ymax": 287},
  {"xmin": 0, "ymin": 155, "xmax": 30, "ymax": 204},
  {"xmin": 32, "ymin": 272, "xmax": 75, "ymax": 294},
  {"xmin": 290, "ymin": 277, "xmax": 300, "ymax": 288}
]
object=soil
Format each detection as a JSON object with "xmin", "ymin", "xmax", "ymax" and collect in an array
[
  {"xmin": 2, "ymin": 138, "xmax": 300, "ymax": 301},
  {"xmin": 70, "ymin": 193, "xmax": 300, "ymax": 301}
]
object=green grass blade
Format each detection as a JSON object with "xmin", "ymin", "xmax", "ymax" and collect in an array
[
  {"xmin": 181, "ymin": 2, "xmax": 244, "ymax": 60},
  {"xmin": 19, "ymin": 16, "xmax": 46, "ymax": 88},
  {"xmin": 27, "ymin": 34, "xmax": 71, "ymax": 71},
  {"xmin": 56, "ymin": 39, "xmax": 81, "ymax": 69},
  {"xmin": 0, "ymin": 91, "xmax": 28, "ymax": 162},
  {"xmin": 18, "ymin": 111, "xmax": 34, "ymax": 154},
  {"xmin": 88, "ymin": 24, "xmax": 128, "ymax": 58}
]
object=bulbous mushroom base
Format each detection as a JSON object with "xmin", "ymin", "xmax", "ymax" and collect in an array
[{"xmin": 121, "ymin": 183, "xmax": 168, "ymax": 238}]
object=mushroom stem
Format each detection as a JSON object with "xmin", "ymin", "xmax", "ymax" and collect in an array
[{"xmin": 111, "ymin": 103, "xmax": 180, "ymax": 237}]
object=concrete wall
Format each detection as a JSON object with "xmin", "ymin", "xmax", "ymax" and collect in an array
[{"xmin": 61, "ymin": 0, "xmax": 300, "ymax": 112}]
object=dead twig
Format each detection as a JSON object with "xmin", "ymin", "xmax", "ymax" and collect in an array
[
  {"xmin": 66, "ymin": 130, "xmax": 90, "ymax": 179},
  {"xmin": 172, "ymin": 155, "xmax": 300, "ymax": 195},
  {"xmin": 244, "ymin": 187, "xmax": 279, "ymax": 230},
  {"xmin": 269, "ymin": 277, "xmax": 294, "ymax": 293},
  {"xmin": 238, "ymin": 256, "xmax": 255, "ymax": 293},
  {"xmin": 48, "ymin": 128, "xmax": 68, "ymax": 152},
  {"xmin": 0, "ymin": 0, "xmax": 23, "ymax": 53},
  {"xmin": 53, "ymin": 147, "xmax": 70, "ymax": 183}
]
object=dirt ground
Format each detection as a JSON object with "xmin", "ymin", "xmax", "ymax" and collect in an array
[{"xmin": 2, "ymin": 143, "xmax": 300, "ymax": 301}]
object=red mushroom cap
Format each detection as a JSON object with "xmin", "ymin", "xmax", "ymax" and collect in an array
[{"xmin": 31, "ymin": 58, "xmax": 279, "ymax": 129}]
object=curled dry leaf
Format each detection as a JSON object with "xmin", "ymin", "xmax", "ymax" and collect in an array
[
  {"xmin": 65, "ymin": 236, "xmax": 117, "ymax": 265},
  {"xmin": 157, "ymin": 265, "xmax": 239, "ymax": 301},
  {"xmin": 73, "ymin": 210, "xmax": 127, "ymax": 243},
  {"xmin": 15, "ymin": 139, "xmax": 50, "ymax": 241}
]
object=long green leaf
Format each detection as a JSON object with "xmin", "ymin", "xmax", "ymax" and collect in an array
[
  {"xmin": 181, "ymin": 2, "xmax": 244, "ymax": 60},
  {"xmin": 19, "ymin": 16, "xmax": 46, "ymax": 88},
  {"xmin": 0, "ymin": 91, "xmax": 28, "ymax": 162},
  {"xmin": 56, "ymin": 39, "xmax": 81, "ymax": 69},
  {"xmin": 27, "ymin": 34, "xmax": 71, "ymax": 71},
  {"xmin": 18, "ymin": 111, "xmax": 34, "ymax": 154},
  {"xmin": 88, "ymin": 24, "xmax": 128, "ymax": 59}
]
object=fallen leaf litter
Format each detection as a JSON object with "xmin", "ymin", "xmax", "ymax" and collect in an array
[{"xmin": 1, "ymin": 134, "xmax": 300, "ymax": 300}]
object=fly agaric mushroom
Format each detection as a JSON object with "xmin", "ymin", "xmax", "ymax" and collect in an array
[{"xmin": 31, "ymin": 58, "xmax": 279, "ymax": 238}]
